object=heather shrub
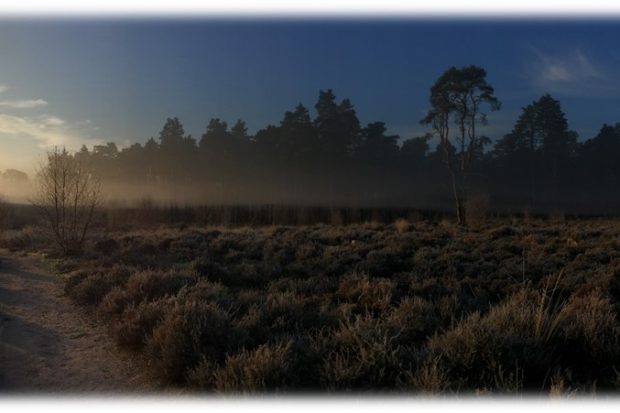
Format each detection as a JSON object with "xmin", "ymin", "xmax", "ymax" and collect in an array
[
  {"xmin": 295, "ymin": 241, "xmax": 322, "ymax": 260},
  {"xmin": 208, "ymin": 340, "xmax": 296, "ymax": 392},
  {"xmin": 235, "ymin": 289, "xmax": 263, "ymax": 312},
  {"xmin": 487, "ymin": 225, "xmax": 520, "ymax": 240},
  {"xmin": 424, "ymin": 283, "xmax": 620, "ymax": 392},
  {"xmin": 556, "ymin": 290, "xmax": 620, "ymax": 379},
  {"xmin": 146, "ymin": 300, "xmax": 247, "ymax": 382},
  {"xmin": 207, "ymin": 233, "xmax": 236, "ymax": 256},
  {"xmin": 236, "ymin": 304, "xmax": 270, "ymax": 346},
  {"xmin": 0, "ymin": 226, "xmax": 44, "ymax": 252},
  {"xmin": 264, "ymin": 241, "xmax": 295, "ymax": 268},
  {"xmin": 66, "ymin": 273, "xmax": 117, "ymax": 305},
  {"xmin": 169, "ymin": 232, "xmax": 209, "ymax": 261},
  {"xmin": 402, "ymin": 356, "xmax": 450, "ymax": 394},
  {"xmin": 433, "ymin": 294, "xmax": 460, "ymax": 325},
  {"xmin": 124, "ymin": 269, "xmax": 196, "ymax": 302},
  {"xmin": 65, "ymin": 266, "xmax": 130, "ymax": 306},
  {"xmin": 319, "ymin": 246, "xmax": 361, "ymax": 276},
  {"xmin": 192, "ymin": 254, "xmax": 268, "ymax": 287},
  {"xmin": 387, "ymin": 296, "xmax": 439, "ymax": 344},
  {"xmin": 191, "ymin": 255, "xmax": 229, "ymax": 281},
  {"xmin": 109, "ymin": 235, "xmax": 164, "ymax": 267},
  {"xmin": 321, "ymin": 314, "xmax": 406, "ymax": 390},
  {"xmin": 260, "ymin": 290, "xmax": 328, "ymax": 333},
  {"xmin": 176, "ymin": 279, "xmax": 234, "ymax": 310},
  {"xmin": 114, "ymin": 298, "xmax": 170, "ymax": 349},
  {"xmin": 95, "ymin": 268, "xmax": 193, "ymax": 317},
  {"xmin": 229, "ymin": 261, "xmax": 268, "ymax": 287},
  {"xmin": 49, "ymin": 219, "xmax": 620, "ymax": 392},
  {"xmin": 99, "ymin": 286, "xmax": 134, "ymax": 316},
  {"xmin": 185, "ymin": 358, "xmax": 217, "ymax": 390},
  {"xmin": 411, "ymin": 247, "xmax": 441, "ymax": 278},
  {"xmin": 336, "ymin": 274, "xmax": 394, "ymax": 314},
  {"xmin": 425, "ymin": 289, "xmax": 557, "ymax": 391},
  {"xmin": 64, "ymin": 270, "xmax": 90, "ymax": 295},
  {"xmin": 357, "ymin": 248, "xmax": 406, "ymax": 277},
  {"xmin": 93, "ymin": 237, "xmax": 119, "ymax": 256}
]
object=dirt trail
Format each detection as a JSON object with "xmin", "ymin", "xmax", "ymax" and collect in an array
[{"xmin": 0, "ymin": 250, "xmax": 166, "ymax": 394}]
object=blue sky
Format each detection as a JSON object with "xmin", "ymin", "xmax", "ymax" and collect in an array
[{"xmin": 1, "ymin": 18, "xmax": 620, "ymax": 173}]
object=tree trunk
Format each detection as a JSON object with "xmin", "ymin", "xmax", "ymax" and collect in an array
[{"xmin": 446, "ymin": 159, "xmax": 464, "ymax": 225}]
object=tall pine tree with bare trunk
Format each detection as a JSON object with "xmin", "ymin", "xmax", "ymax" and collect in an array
[{"xmin": 422, "ymin": 65, "xmax": 500, "ymax": 225}]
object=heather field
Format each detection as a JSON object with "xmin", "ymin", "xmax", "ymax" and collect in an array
[{"xmin": 3, "ymin": 217, "xmax": 619, "ymax": 394}]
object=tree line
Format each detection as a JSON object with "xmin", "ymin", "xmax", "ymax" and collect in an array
[{"xmin": 72, "ymin": 65, "xmax": 620, "ymax": 219}]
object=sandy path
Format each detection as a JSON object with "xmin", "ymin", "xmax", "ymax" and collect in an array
[{"xmin": 0, "ymin": 250, "xmax": 167, "ymax": 394}]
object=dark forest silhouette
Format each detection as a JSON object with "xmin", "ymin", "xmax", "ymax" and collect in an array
[{"xmin": 71, "ymin": 65, "xmax": 620, "ymax": 216}]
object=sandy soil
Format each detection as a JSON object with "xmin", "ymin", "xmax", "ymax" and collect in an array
[{"xmin": 0, "ymin": 250, "xmax": 169, "ymax": 394}]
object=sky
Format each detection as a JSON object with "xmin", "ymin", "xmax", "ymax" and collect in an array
[{"xmin": 1, "ymin": 18, "xmax": 620, "ymax": 174}]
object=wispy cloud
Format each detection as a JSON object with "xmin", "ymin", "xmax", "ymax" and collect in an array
[
  {"xmin": 0, "ymin": 99, "xmax": 48, "ymax": 109},
  {"xmin": 41, "ymin": 116, "xmax": 65, "ymax": 127},
  {"xmin": 0, "ymin": 113, "xmax": 101, "ymax": 150},
  {"xmin": 538, "ymin": 49, "xmax": 601, "ymax": 82},
  {"xmin": 0, "ymin": 83, "xmax": 103, "ymax": 174},
  {"xmin": 528, "ymin": 48, "xmax": 617, "ymax": 97}
]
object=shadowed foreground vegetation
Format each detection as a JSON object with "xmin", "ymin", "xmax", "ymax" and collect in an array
[{"xmin": 3, "ymin": 217, "xmax": 619, "ymax": 394}]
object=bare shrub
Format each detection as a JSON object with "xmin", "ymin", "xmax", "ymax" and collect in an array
[{"xmin": 31, "ymin": 147, "xmax": 101, "ymax": 255}]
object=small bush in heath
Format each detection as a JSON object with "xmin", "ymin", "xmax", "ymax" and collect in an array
[
  {"xmin": 114, "ymin": 297, "xmax": 171, "ymax": 349},
  {"xmin": 146, "ymin": 300, "xmax": 248, "ymax": 383},
  {"xmin": 209, "ymin": 340, "xmax": 296, "ymax": 393}
]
